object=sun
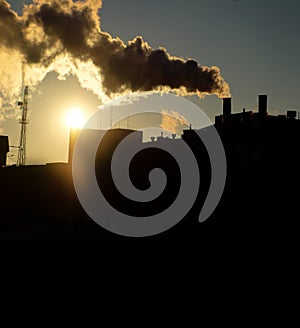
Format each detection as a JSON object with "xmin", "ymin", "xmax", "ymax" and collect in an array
[{"xmin": 65, "ymin": 108, "xmax": 85, "ymax": 129}]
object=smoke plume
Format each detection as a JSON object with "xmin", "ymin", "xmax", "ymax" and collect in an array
[
  {"xmin": 0, "ymin": 0, "xmax": 230, "ymax": 112},
  {"xmin": 161, "ymin": 110, "xmax": 189, "ymax": 135}
]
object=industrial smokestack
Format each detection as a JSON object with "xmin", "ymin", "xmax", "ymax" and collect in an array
[
  {"xmin": 259, "ymin": 95, "xmax": 268, "ymax": 116},
  {"xmin": 223, "ymin": 98, "xmax": 232, "ymax": 117}
]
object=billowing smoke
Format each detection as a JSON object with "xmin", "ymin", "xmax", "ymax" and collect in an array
[
  {"xmin": 161, "ymin": 110, "xmax": 189, "ymax": 135},
  {"xmin": 0, "ymin": 0, "xmax": 230, "ymax": 114}
]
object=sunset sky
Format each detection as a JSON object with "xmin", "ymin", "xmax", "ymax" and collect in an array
[{"xmin": 1, "ymin": 0, "xmax": 300, "ymax": 164}]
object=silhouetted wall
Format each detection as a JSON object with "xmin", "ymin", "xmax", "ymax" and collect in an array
[
  {"xmin": 68, "ymin": 128, "xmax": 143, "ymax": 165},
  {"xmin": 0, "ymin": 136, "xmax": 9, "ymax": 167},
  {"xmin": 68, "ymin": 128, "xmax": 81, "ymax": 164}
]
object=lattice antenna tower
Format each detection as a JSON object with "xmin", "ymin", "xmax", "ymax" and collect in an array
[{"xmin": 17, "ymin": 65, "xmax": 29, "ymax": 167}]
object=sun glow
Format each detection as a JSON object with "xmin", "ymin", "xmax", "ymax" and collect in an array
[{"xmin": 65, "ymin": 108, "xmax": 85, "ymax": 129}]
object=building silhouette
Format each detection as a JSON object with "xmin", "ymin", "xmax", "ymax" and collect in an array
[
  {"xmin": 0, "ymin": 94, "xmax": 299, "ymax": 239},
  {"xmin": 215, "ymin": 95, "xmax": 300, "ymax": 171},
  {"xmin": 0, "ymin": 136, "xmax": 9, "ymax": 167}
]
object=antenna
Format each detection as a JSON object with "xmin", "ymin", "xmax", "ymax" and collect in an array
[
  {"xmin": 16, "ymin": 3, "xmax": 29, "ymax": 166},
  {"xmin": 17, "ymin": 86, "xmax": 29, "ymax": 166}
]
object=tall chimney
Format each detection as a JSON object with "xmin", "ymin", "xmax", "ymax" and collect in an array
[
  {"xmin": 259, "ymin": 95, "xmax": 268, "ymax": 116},
  {"xmin": 223, "ymin": 98, "xmax": 232, "ymax": 117}
]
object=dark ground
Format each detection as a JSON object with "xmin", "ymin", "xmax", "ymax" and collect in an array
[{"xmin": 0, "ymin": 147, "xmax": 299, "ymax": 240}]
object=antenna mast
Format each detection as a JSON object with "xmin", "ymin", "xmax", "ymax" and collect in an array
[{"xmin": 17, "ymin": 86, "xmax": 29, "ymax": 166}]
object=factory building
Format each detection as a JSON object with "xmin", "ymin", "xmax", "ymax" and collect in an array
[{"xmin": 214, "ymin": 95, "xmax": 300, "ymax": 168}]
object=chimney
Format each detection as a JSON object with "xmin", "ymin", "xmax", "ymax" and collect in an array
[
  {"xmin": 223, "ymin": 98, "xmax": 232, "ymax": 117},
  {"xmin": 259, "ymin": 95, "xmax": 268, "ymax": 116}
]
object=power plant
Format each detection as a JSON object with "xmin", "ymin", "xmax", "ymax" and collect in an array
[{"xmin": 0, "ymin": 93, "xmax": 299, "ymax": 239}]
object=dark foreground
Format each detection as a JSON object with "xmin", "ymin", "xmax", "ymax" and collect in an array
[{"xmin": 0, "ymin": 158, "xmax": 298, "ymax": 240}]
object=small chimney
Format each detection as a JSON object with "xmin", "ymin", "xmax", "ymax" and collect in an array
[
  {"xmin": 223, "ymin": 98, "xmax": 232, "ymax": 117},
  {"xmin": 259, "ymin": 95, "xmax": 268, "ymax": 116}
]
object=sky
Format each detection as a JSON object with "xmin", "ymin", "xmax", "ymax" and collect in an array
[{"xmin": 1, "ymin": 0, "xmax": 300, "ymax": 164}]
